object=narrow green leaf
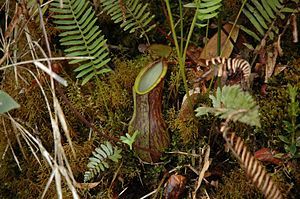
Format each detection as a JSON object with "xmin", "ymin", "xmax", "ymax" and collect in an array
[
  {"xmin": 198, "ymin": 4, "xmax": 222, "ymax": 14},
  {"xmin": 57, "ymin": 24, "xmax": 79, "ymax": 30},
  {"xmin": 239, "ymin": 25, "xmax": 260, "ymax": 41},
  {"xmin": 76, "ymin": 67, "xmax": 93, "ymax": 78},
  {"xmin": 98, "ymin": 163, "xmax": 105, "ymax": 171},
  {"xmin": 106, "ymin": 141, "xmax": 114, "ymax": 155},
  {"xmin": 261, "ymin": 0, "xmax": 276, "ymax": 19},
  {"xmin": 59, "ymin": 30, "xmax": 81, "ymax": 37},
  {"xmin": 245, "ymin": 3, "xmax": 268, "ymax": 29},
  {"xmin": 81, "ymin": 72, "xmax": 96, "ymax": 85},
  {"xmin": 199, "ymin": 0, "xmax": 222, "ymax": 8},
  {"xmin": 101, "ymin": 143, "xmax": 111, "ymax": 156},
  {"xmin": 60, "ymin": 34, "xmax": 82, "ymax": 42},
  {"xmin": 61, "ymin": 40, "xmax": 85, "ymax": 46},
  {"xmin": 197, "ymin": 12, "xmax": 219, "ymax": 21},
  {"xmin": 242, "ymin": 9, "xmax": 265, "ymax": 36},
  {"xmin": 89, "ymin": 157, "xmax": 101, "ymax": 163},
  {"xmin": 278, "ymin": 135, "xmax": 290, "ymax": 144},
  {"xmin": 281, "ymin": 7, "xmax": 296, "ymax": 13}
]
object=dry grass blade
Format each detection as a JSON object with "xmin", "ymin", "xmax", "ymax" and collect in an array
[
  {"xmin": 54, "ymin": 97, "xmax": 76, "ymax": 158},
  {"xmin": 9, "ymin": 116, "xmax": 41, "ymax": 165},
  {"xmin": 33, "ymin": 61, "xmax": 67, "ymax": 86},
  {"xmin": 2, "ymin": 118, "xmax": 22, "ymax": 171},
  {"xmin": 192, "ymin": 146, "xmax": 211, "ymax": 199}
]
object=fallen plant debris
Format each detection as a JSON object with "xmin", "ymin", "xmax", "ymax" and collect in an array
[{"xmin": 0, "ymin": 0, "xmax": 299, "ymax": 198}]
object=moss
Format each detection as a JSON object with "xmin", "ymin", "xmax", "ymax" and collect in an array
[
  {"xmin": 254, "ymin": 60, "xmax": 300, "ymax": 149},
  {"xmin": 216, "ymin": 168, "xmax": 263, "ymax": 199}
]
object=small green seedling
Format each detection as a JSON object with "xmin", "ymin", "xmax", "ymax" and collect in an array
[
  {"xmin": 120, "ymin": 130, "xmax": 140, "ymax": 150},
  {"xmin": 278, "ymin": 84, "xmax": 300, "ymax": 158}
]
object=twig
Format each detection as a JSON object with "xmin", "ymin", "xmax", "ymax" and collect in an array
[
  {"xmin": 152, "ymin": 172, "xmax": 169, "ymax": 199},
  {"xmin": 0, "ymin": 56, "xmax": 94, "ymax": 70},
  {"xmin": 0, "ymin": 44, "xmax": 9, "ymax": 66},
  {"xmin": 166, "ymin": 150, "xmax": 201, "ymax": 157},
  {"xmin": 139, "ymin": 189, "xmax": 158, "ymax": 199}
]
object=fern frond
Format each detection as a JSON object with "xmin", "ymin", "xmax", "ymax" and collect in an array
[
  {"xmin": 185, "ymin": 0, "xmax": 222, "ymax": 27},
  {"xmin": 84, "ymin": 141, "xmax": 122, "ymax": 182},
  {"xmin": 242, "ymin": 0, "xmax": 284, "ymax": 41},
  {"xmin": 50, "ymin": 0, "xmax": 111, "ymax": 85},
  {"xmin": 120, "ymin": 130, "xmax": 140, "ymax": 150},
  {"xmin": 223, "ymin": 132, "xmax": 283, "ymax": 199},
  {"xmin": 195, "ymin": 85, "xmax": 260, "ymax": 127},
  {"xmin": 99, "ymin": 0, "xmax": 156, "ymax": 40}
]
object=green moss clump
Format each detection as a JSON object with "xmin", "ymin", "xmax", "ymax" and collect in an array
[
  {"xmin": 254, "ymin": 60, "xmax": 300, "ymax": 148},
  {"xmin": 216, "ymin": 168, "xmax": 262, "ymax": 199}
]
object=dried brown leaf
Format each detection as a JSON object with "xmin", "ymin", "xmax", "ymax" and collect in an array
[
  {"xmin": 74, "ymin": 181, "xmax": 100, "ymax": 189},
  {"xmin": 254, "ymin": 148, "xmax": 283, "ymax": 165},
  {"xmin": 200, "ymin": 23, "xmax": 239, "ymax": 60},
  {"xmin": 164, "ymin": 175, "xmax": 187, "ymax": 199}
]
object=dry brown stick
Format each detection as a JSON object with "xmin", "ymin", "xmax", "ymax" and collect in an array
[
  {"xmin": 4, "ymin": 4, "xmax": 22, "ymax": 40},
  {"xmin": 0, "ymin": 45, "xmax": 9, "ymax": 66}
]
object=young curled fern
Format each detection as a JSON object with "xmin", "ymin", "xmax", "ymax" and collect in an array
[
  {"xmin": 185, "ymin": 0, "xmax": 222, "ymax": 27},
  {"xmin": 50, "ymin": 0, "xmax": 111, "ymax": 85},
  {"xmin": 99, "ymin": 0, "xmax": 156, "ymax": 42},
  {"xmin": 84, "ymin": 141, "xmax": 122, "ymax": 182}
]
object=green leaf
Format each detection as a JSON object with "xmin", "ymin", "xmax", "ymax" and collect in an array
[
  {"xmin": 106, "ymin": 141, "xmax": 114, "ymax": 155},
  {"xmin": 89, "ymin": 157, "xmax": 101, "ymax": 163},
  {"xmin": 281, "ymin": 7, "xmax": 296, "ymax": 13},
  {"xmin": 198, "ymin": 4, "xmax": 222, "ymax": 14},
  {"xmin": 109, "ymin": 148, "xmax": 122, "ymax": 162},
  {"xmin": 278, "ymin": 135, "xmax": 290, "ymax": 144},
  {"xmin": 245, "ymin": 3, "xmax": 268, "ymax": 30},
  {"xmin": 239, "ymin": 25, "xmax": 261, "ymax": 41},
  {"xmin": 120, "ymin": 131, "xmax": 140, "ymax": 150},
  {"xmin": 0, "ymin": 91, "xmax": 20, "ymax": 114},
  {"xmin": 195, "ymin": 107, "xmax": 213, "ymax": 117},
  {"xmin": 289, "ymin": 144, "xmax": 297, "ymax": 155},
  {"xmin": 242, "ymin": 9, "xmax": 265, "ymax": 36},
  {"xmin": 84, "ymin": 141, "xmax": 122, "ymax": 182},
  {"xmin": 261, "ymin": 0, "xmax": 276, "ymax": 19},
  {"xmin": 51, "ymin": 0, "xmax": 111, "ymax": 84},
  {"xmin": 252, "ymin": 0, "xmax": 271, "ymax": 23},
  {"xmin": 99, "ymin": 0, "xmax": 156, "ymax": 39},
  {"xmin": 195, "ymin": 85, "xmax": 261, "ymax": 127},
  {"xmin": 100, "ymin": 143, "xmax": 111, "ymax": 156},
  {"xmin": 81, "ymin": 72, "xmax": 96, "ymax": 85}
]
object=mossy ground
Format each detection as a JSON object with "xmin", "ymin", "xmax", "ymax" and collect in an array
[
  {"xmin": 0, "ymin": 1, "xmax": 299, "ymax": 198},
  {"xmin": 1, "ymin": 53, "xmax": 299, "ymax": 198}
]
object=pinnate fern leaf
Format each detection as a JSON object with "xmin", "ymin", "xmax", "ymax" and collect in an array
[
  {"xmin": 195, "ymin": 85, "xmax": 261, "ymax": 127},
  {"xmin": 99, "ymin": 0, "xmax": 156, "ymax": 38},
  {"xmin": 50, "ymin": 0, "xmax": 111, "ymax": 85},
  {"xmin": 241, "ymin": 0, "xmax": 285, "ymax": 41},
  {"xmin": 84, "ymin": 141, "xmax": 122, "ymax": 182},
  {"xmin": 185, "ymin": 0, "xmax": 222, "ymax": 27}
]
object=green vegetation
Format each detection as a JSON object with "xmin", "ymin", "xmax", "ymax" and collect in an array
[{"xmin": 0, "ymin": 0, "xmax": 299, "ymax": 198}]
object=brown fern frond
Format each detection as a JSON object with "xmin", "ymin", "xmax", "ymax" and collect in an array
[
  {"xmin": 118, "ymin": 0, "xmax": 127, "ymax": 22},
  {"xmin": 223, "ymin": 132, "xmax": 283, "ymax": 199}
]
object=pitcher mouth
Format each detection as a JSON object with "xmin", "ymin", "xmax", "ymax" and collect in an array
[{"xmin": 134, "ymin": 60, "xmax": 167, "ymax": 95}]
